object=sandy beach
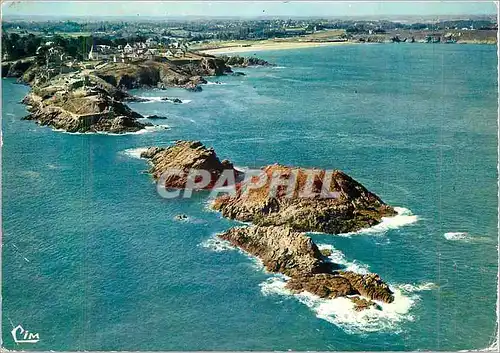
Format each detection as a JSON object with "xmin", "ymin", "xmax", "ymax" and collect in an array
[{"xmin": 197, "ymin": 40, "xmax": 355, "ymax": 55}]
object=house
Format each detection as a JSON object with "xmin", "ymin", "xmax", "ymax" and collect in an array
[
  {"xmin": 124, "ymin": 43, "xmax": 133, "ymax": 54},
  {"xmin": 162, "ymin": 49, "xmax": 174, "ymax": 57},
  {"xmin": 146, "ymin": 38, "xmax": 158, "ymax": 47},
  {"xmin": 174, "ymin": 49, "xmax": 185, "ymax": 57}
]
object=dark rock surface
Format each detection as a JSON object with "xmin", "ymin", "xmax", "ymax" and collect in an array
[
  {"xmin": 212, "ymin": 164, "xmax": 396, "ymax": 234},
  {"xmin": 140, "ymin": 141, "xmax": 242, "ymax": 189},
  {"xmin": 218, "ymin": 225, "xmax": 395, "ymax": 304}
]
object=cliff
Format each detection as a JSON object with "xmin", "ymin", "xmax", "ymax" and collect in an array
[
  {"xmin": 2, "ymin": 57, "xmax": 36, "ymax": 78},
  {"xmin": 95, "ymin": 57, "xmax": 230, "ymax": 90},
  {"xmin": 212, "ymin": 164, "xmax": 396, "ymax": 234},
  {"xmin": 219, "ymin": 55, "xmax": 273, "ymax": 67},
  {"xmin": 138, "ymin": 141, "xmax": 398, "ymax": 311}
]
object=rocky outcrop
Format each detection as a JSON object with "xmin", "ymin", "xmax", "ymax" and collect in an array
[
  {"xmin": 95, "ymin": 57, "xmax": 230, "ymax": 90},
  {"xmin": 140, "ymin": 141, "xmax": 242, "ymax": 189},
  {"xmin": 218, "ymin": 225, "xmax": 394, "ymax": 305},
  {"xmin": 22, "ymin": 73, "xmax": 148, "ymax": 134},
  {"xmin": 2, "ymin": 57, "xmax": 35, "ymax": 78},
  {"xmin": 212, "ymin": 164, "xmax": 396, "ymax": 234},
  {"xmin": 287, "ymin": 271, "xmax": 394, "ymax": 303},
  {"xmin": 146, "ymin": 114, "xmax": 168, "ymax": 119},
  {"xmin": 220, "ymin": 55, "xmax": 273, "ymax": 68},
  {"xmin": 218, "ymin": 225, "xmax": 332, "ymax": 277}
]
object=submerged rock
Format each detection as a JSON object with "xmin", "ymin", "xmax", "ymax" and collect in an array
[
  {"xmin": 161, "ymin": 97, "xmax": 183, "ymax": 103},
  {"xmin": 185, "ymin": 82, "xmax": 202, "ymax": 92},
  {"xmin": 212, "ymin": 164, "xmax": 396, "ymax": 234},
  {"xmin": 174, "ymin": 214, "xmax": 189, "ymax": 221},
  {"xmin": 146, "ymin": 114, "xmax": 168, "ymax": 119}
]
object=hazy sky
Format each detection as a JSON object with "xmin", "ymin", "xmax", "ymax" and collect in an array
[{"xmin": 2, "ymin": 1, "xmax": 498, "ymax": 18}]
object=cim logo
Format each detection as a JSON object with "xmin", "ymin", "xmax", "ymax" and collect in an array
[{"xmin": 11, "ymin": 324, "xmax": 40, "ymax": 344}]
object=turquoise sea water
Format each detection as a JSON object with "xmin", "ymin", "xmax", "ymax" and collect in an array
[{"xmin": 2, "ymin": 44, "xmax": 498, "ymax": 351}]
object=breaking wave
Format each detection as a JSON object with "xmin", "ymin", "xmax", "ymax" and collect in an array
[
  {"xmin": 121, "ymin": 147, "xmax": 148, "ymax": 159},
  {"xmin": 318, "ymin": 244, "xmax": 370, "ymax": 274},
  {"xmin": 399, "ymin": 282, "xmax": 438, "ymax": 292},
  {"xmin": 444, "ymin": 232, "xmax": 470, "ymax": 241},
  {"xmin": 136, "ymin": 96, "xmax": 191, "ymax": 104},
  {"xmin": 340, "ymin": 207, "xmax": 419, "ymax": 236},
  {"xmin": 53, "ymin": 125, "xmax": 168, "ymax": 136},
  {"xmin": 205, "ymin": 81, "xmax": 227, "ymax": 85},
  {"xmin": 199, "ymin": 235, "xmax": 236, "ymax": 252},
  {"xmin": 260, "ymin": 243, "xmax": 434, "ymax": 334},
  {"xmin": 260, "ymin": 275, "xmax": 420, "ymax": 334}
]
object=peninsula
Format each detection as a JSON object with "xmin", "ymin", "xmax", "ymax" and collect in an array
[{"xmin": 8, "ymin": 45, "xmax": 271, "ymax": 133}]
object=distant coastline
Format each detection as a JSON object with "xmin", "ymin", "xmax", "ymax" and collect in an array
[
  {"xmin": 197, "ymin": 40, "xmax": 356, "ymax": 55},
  {"xmin": 196, "ymin": 36, "xmax": 496, "ymax": 55}
]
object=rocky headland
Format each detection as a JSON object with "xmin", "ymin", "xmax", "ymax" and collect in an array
[
  {"xmin": 11, "ymin": 53, "xmax": 270, "ymax": 133},
  {"xmin": 139, "ymin": 141, "xmax": 397, "ymax": 310},
  {"xmin": 21, "ymin": 73, "xmax": 148, "ymax": 134}
]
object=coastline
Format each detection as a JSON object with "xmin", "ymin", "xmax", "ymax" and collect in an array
[
  {"xmin": 197, "ymin": 40, "xmax": 356, "ymax": 55},
  {"xmin": 196, "ymin": 39, "xmax": 495, "ymax": 55}
]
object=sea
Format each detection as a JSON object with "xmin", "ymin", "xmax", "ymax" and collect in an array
[{"xmin": 2, "ymin": 43, "xmax": 498, "ymax": 351}]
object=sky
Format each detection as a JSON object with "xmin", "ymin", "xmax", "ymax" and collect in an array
[{"xmin": 1, "ymin": 1, "xmax": 498, "ymax": 18}]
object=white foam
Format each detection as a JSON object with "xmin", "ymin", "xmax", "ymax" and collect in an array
[
  {"xmin": 121, "ymin": 147, "xmax": 148, "ymax": 159},
  {"xmin": 136, "ymin": 96, "xmax": 191, "ymax": 104},
  {"xmin": 272, "ymin": 66, "xmax": 287, "ymax": 69},
  {"xmin": 52, "ymin": 125, "xmax": 168, "ymax": 136},
  {"xmin": 318, "ymin": 244, "xmax": 370, "ymax": 274},
  {"xmin": 340, "ymin": 207, "xmax": 418, "ymax": 236},
  {"xmin": 199, "ymin": 235, "xmax": 236, "ymax": 252},
  {"xmin": 444, "ymin": 232, "xmax": 470, "ymax": 241},
  {"xmin": 299, "ymin": 287, "xmax": 416, "ymax": 334},
  {"xmin": 260, "ymin": 275, "xmax": 420, "ymax": 334},
  {"xmin": 259, "ymin": 243, "xmax": 434, "ymax": 334},
  {"xmin": 205, "ymin": 81, "xmax": 227, "ymax": 85},
  {"xmin": 399, "ymin": 282, "xmax": 438, "ymax": 293}
]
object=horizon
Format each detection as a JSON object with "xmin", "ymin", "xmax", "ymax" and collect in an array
[{"xmin": 1, "ymin": 1, "xmax": 498, "ymax": 19}]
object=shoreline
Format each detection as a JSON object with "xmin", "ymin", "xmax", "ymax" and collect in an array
[{"xmin": 197, "ymin": 41, "xmax": 356, "ymax": 55}]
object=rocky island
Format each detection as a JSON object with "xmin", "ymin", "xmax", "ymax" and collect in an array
[
  {"xmin": 140, "ymin": 140, "xmax": 242, "ymax": 189},
  {"xmin": 219, "ymin": 225, "xmax": 394, "ymax": 309},
  {"xmin": 139, "ymin": 140, "xmax": 397, "ymax": 310},
  {"xmin": 213, "ymin": 164, "xmax": 396, "ymax": 234}
]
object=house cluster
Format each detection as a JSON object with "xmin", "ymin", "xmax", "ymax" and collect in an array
[{"xmin": 87, "ymin": 39, "xmax": 189, "ymax": 62}]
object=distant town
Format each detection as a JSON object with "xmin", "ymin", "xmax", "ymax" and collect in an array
[{"xmin": 1, "ymin": 16, "xmax": 497, "ymax": 71}]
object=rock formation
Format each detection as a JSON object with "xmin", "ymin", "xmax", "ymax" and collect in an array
[
  {"xmin": 212, "ymin": 164, "xmax": 396, "ymax": 234},
  {"xmin": 140, "ymin": 141, "xmax": 242, "ymax": 189},
  {"xmin": 218, "ymin": 225, "xmax": 394, "ymax": 305},
  {"xmin": 218, "ymin": 225, "xmax": 332, "ymax": 277},
  {"xmin": 22, "ymin": 73, "xmax": 148, "ymax": 133},
  {"xmin": 2, "ymin": 57, "xmax": 35, "ymax": 78},
  {"xmin": 95, "ymin": 57, "xmax": 230, "ymax": 90},
  {"xmin": 219, "ymin": 55, "xmax": 274, "ymax": 68}
]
